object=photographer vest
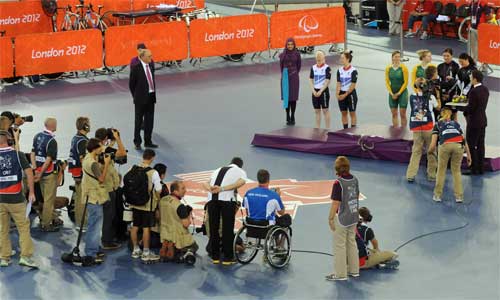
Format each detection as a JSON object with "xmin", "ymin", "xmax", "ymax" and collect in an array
[
  {"xmin": 103, "ymin": 160, "xmax": 120, "ymax": 193},
  {"xmin": 81, "ymin": 154, "xmax": 109, "ymax": 205},
  {"xmin": 337, "ymin": 176, "xmax": 359, "ymax": 227},
  {"xmin": 0, "ymin": 147, "xmax": 23, "ymax": 195},
  {"xmin": 438, "ymin": 120, "xmax": 463, "ymax": 145},
  {"xmin": 68, "ymin": 134, "xmax": 88, "ymax": 179},
  {"xmin": 409, "ymin": 94, "xmax": 434, "ymax": 132},
  {"xmin": 33, "ymin": 130, "xmax": 56, "ymax": 176},
  {"xmin": 160, "ymin": 195, "xmax": 194, "ymax": 249}
]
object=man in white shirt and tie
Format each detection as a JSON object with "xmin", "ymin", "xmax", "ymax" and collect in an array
[{"xmin": 129, "ymin": 49, "xmax": 158, "ymax": 150}]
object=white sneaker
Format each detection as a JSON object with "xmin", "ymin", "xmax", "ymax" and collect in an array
[
  {"xmin": 455, "ymin": 198, "xmax": 464, "ymax": 203},
  {"xmin": 141, "ymin": 252, "xmax": 160, "ymax": 263},
  {"xmin": 131, "ymin": 249, "xmax": 142, "ymax": 259},
  {"xmin": 404, "ymin": 31, "xmax": 416, "ymax": 38},
  {"xmin": 19, "ymin": 256, "xmax": 39, "ymax": 269},
  {"xmin": 325, "ymin": 274, "xmax": 348, "ymax": 281},
  {"xmin": 433, "ymin": 195, "xmax": 442, "ymax": 202},
  {"xmin": 0, "ymin": 259, "xmax": 10, "ymax": 267},
  {"xmin": 420, "ymin": 31, "xmax": 429, "ymax": 40},
  {"xmin": 348, "ymin": 273, "xmax": 360, "ymax": 278}
]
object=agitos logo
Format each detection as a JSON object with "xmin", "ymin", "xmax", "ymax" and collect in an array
[
  {"xmin": 174, "ymin": 171, "xmax": 366, "ymax": 229},
  {"xmin": 298, "ymin": 15, "xmax": 319, "ymax": 33}
]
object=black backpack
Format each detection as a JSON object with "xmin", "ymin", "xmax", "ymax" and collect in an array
[{"xmin": 123, "ymin": 165, "xmax": 152, "ymax": 206}]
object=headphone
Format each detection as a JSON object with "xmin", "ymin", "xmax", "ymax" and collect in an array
[{"xmin": 83, "ymin": 123, "xmax": 90, "ymax": 132}]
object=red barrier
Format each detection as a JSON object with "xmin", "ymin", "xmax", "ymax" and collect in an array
[
  {"xmin": 14, "ymin": 29, "xmax": 103, "ymax": 76},
  {"xmin": 189, "ymin": 14, "xmax": 268, "ymax": 58},
  {"xmin": 0, "ymin": 37, "xmax": 14, "ymax": 78},
  {"xmin": 478, "ymin": 23, "xmax": 500, "ymax": 65},
  {"xmin": 270, "ymin": 7, "xmax": 345, "ymax": 49},
  {"xmin": 104, "ymin": 22, "xmax": 188, "ymax": 67},
  {"xmin": 0, "ymin": 1, "xmax": 52, "ymax": 37}
]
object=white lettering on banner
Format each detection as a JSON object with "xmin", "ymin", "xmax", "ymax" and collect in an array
[
  {"xmin": 490, "ymin": 39, "xmax": 500, "ymax": 49},
  {"xmin": 31, "ymin": 45, "xmax": 87, "ymax": 59},
  {"xmin": 204, "ymin": 29, "xmax": 255, "ymax": 42},
  {"xmin": 298, "ymin": 15, "xmax": 319, "ymax": 33},
  {"xmin": 0, "ymin": 14, "xmax": 41, "ymax": 25},
  {"xmin": 176, "ymin": 0, "xmax": 194, "ymax": 8},
  {"xmin": 0, "ymin": 175, "xmax": 18, "ymax": 182}
]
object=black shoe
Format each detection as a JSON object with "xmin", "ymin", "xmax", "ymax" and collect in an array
[
  {"xmin": 462, "ymin": 169, "xmax": 473, "ymax": 176},
  {"xmin": 134, "ymin": 144, "xmax": 142, "ymax": 150},
  {"xmin": 286, "ymin": 120, "xmax": 292, "ymax": 126},
  {"xmin": 40, "ymin": 224, "xmax": 60, "ymax": 232},
  {"xmin": 101, "ymin": 242, "xmax": 122, "ymax": 250},
  {"xmin": 145, "ymin": 143, "xmax": 158, "ymax": 148},
  {"xmin": 290, "ymin": 118, "xmax": 296, "ymax": 125}
]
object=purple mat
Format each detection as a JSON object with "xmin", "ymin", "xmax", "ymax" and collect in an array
[{"xmin": 251, "ymin": 125, "xmax": 500, "ymax": 172}]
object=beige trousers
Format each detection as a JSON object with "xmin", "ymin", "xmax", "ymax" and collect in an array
[
  {"xmin": 406, "ymin": 131, "xmax": 437, "ymax": 179},
  {"xmin": 387, "ymin": 1, "xmax": 404, "ymax": 34},
  {"xmin": 74, "ymin": 181, "xmax": 87, "ymax": 228},
  {"xmin": 361, "ymin": 249, "xmax": 397, "ymax": 269},
  {"xmin": 40, "ymin": 173, "xmax": 58, "ymax": 227},
  {"xmin": 332, "ymin": 216, "xmax": 359, "ymax": 278},
  {"xmin": 0, "ymin": 202, "xmax": 35, "ymax": 259},
  {"xmin": 434, "ymin": 143, "xmax": 464, "ymax": 199}
]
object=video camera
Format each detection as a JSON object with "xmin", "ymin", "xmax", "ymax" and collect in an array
[{"xmin": 98, "ymin": 144, "xmax": 127, "ymax": 165}]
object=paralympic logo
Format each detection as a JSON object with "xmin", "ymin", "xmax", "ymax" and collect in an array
[{"xmin": 298, "ymin": 15, "xmax": 319, "ymax": 33}]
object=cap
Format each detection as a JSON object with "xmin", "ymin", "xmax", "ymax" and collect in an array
[{"xmin": 137, "ymin": 43, "xmax": 147, "ymax": 50}]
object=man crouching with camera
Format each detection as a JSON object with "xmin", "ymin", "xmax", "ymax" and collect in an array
[
  {"xmin": 95, "ymin": 127, "xmax": 127, "ymax": 250},
  {"xmin": 159, "ymin": 181, "xmax": 198, "ymax": 265}
]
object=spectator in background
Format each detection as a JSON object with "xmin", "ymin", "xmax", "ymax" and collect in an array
[
  {"xmin": 385, "ymin": 51, "xmax": 409, "ymax": 127},
  {"xmin": 437, "ymin": 48, "xmax": 460, "ymax": 102},
  {"xmin": 404, "ymin": 0, "xmax": 436, "ymax": 40},
  {"xmin": 411, "ymin": 49, "xmax": 435, "ymax": 88},
  {"xmin": 31, "ymin": 117, "xmax": 59, "ymax": 232},
  {"xmin": 463, "ymin": 70, "xmax": 489, "ymax": 175},
  {"xmin": 326, "ymin": 156, "xmax": 360, "ymax": 281},
  {"xmin": 457, "ymin": 53, "xmax": 477, "ymax": 96},
  {"xmin": 279, "ymin": 38, "xmax": 301, "ymax": 126},
  {"xmin": 387, "ymin": 0, "xmax": 405, "ymax": 35},
  {"xmin": 429, "ymin": 107, "xmax": 471, "ymax": 203},
  {"xmin": 484, "ymin": 6, "xmax": 498, "ymax": 25},
  {"xmin": 468, "ymin": 0, "xmax": 487, "ymax": 62}
]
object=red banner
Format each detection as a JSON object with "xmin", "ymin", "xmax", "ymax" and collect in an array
[
  {"xmin": 14, "ymin": 29, "xmax": 103, "ymax": 76},
  {"xmin": 0, "ymin": 37, "xmax": 14, "ymax": 78},
  {"xmin": 270, "ymin": 7, "xmax": 345, "ymax": 49},
  {"xmin": 0, "ymin": 1, "xmax": 52, "ymax": 37},
  {"xmin": 478, "ymin": 24, "xmax": 500, "ymax": 65},
  {"xmin": 104, "ymin": 22, "xmax": 188, "ymax": 67},
  {"xmin": 189, "ymin": 14, "xmax": 268, "ymax": 58}
]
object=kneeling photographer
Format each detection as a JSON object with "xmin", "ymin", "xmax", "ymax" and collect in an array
[
  {"xmin": 95, "ymin": 127, "xmax": 127, "ymax": 250},
  {"xmin": 159, "ymin": 181, "xmax": 198, "ymax": 265}
]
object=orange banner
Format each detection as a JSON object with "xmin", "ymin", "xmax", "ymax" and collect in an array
[
  {"xmin": 189, "ymin": 14, "xmax": 268, "ymax": 58},
  {"xmin": 15, "ymin": 29, "xmax": 103, "ymax": 76},
  {"xmin": 104, "ymin": 22, "xmax": 188, "ymax": 67},
  {"xmin": 0, "ymin": 37, "xmax": 14, "ymax": 78},
  {"xmin": 270, "ymin": 7, "xmax": 345, "ymax": 49},
  {"xmin": 132, "ymin": 0, "xmax": 205, "ymax": 10},
  {"xmin": 478, "ymin": 24, "xmax": 500, "ymax": 65},
  {"xmin": 0, "ymin": 1, "xmax": 52, "ymax": 37}
]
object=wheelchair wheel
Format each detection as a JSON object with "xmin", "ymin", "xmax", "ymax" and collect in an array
[
  {"xmin": 458, "ymin": 17, "xmax": 470, "ymax": 43},
  {"xmin": 233, "ymin": 225, "xmax": 260, "ymax": 264},
  {"xmin": 264, "ymin": 227, "xmax": 291, "ymax": 269}
]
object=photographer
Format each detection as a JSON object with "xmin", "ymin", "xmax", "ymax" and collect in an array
[
  {"xmin": 68, "ymin": 117, "xmax": 91, "ymax": 230},
  {"xmin": 159, "ymin": 181, "xmax": 198, "ymax": 261},
  {"xmin": 0, "ymin": 131, "xmax": 38, "ymax": 269},
  {"xmin": 95, "ymin": 127, "xmax": 127, "ymax": 250},
  {"xmin": 30, "ymin": 117, "xmax": 60, "ymax": 232},
  {"xmin": 203, "ymin": 157, "xmax": 247, "ymax": 265},
  {"xmin": 0, "ymin": 116, "xmax": 20, "ymax": 151},
  {"xmin": 406, "ymin": 78, "xmax": 440, "ymax": 183},
  {"xmin": 425, "ymin": 66, "xmax": 443, "ymax": 121},
  {"xmin": 81, "ymin": 138, "xmax": 112, "ymax": 264}
]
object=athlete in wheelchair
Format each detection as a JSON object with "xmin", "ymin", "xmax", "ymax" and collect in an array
[{"xmin": 233, "ymin": 169, "xmax": 292, "ymax": 269}]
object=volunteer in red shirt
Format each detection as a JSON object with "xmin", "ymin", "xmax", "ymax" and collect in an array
[{"xmin": 404, "ymin": 0, "xmax": 436, "ymax": 40}]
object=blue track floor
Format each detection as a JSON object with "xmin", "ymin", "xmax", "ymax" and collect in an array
[{"xmin": 1, "ymin": 21, "xmax": 499, "ymax": 299}]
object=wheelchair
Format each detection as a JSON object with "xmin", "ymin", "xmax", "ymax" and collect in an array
[{"xmin": 233, "ymin": 217, "xmax": 292, "ymax": 269}]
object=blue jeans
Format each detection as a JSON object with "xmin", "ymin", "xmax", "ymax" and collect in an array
[
  {"xmin": 84, "ymin": 203, "xmax": 103, "ymax": 257},
  {"xmin": 407, "ymin": 14, "xmax": 436, "ymax": 31}
]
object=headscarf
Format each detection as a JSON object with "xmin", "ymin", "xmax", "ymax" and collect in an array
[{"xmin": 279, "ymin": 37, "xmax": 299, "ymax": 61}]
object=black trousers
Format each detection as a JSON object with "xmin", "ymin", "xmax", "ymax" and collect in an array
[
  {"xmin": 207, "ymin": 200, "xmax": 236, "ymax": 260},
  {"xmin": 466, "ymin": 126, "xmax": 486, "ymax": 173},
  {"xmin": 134, "ymin": 98, "xmax": 155, "ymax": 145},
  {"xmin": 102, "ymin": 191, "xmax": 116, "ymax": 244}
]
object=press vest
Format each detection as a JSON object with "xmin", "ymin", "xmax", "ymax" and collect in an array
[
  {"xmin": 160, "ymin": 195, "xmax": 194, "ymax": 249},
  {"xmin": 438, "ymin": 120, "xmax": 463, "ymax": 145},
  {"xmin": 81, "ymin": 154, "xmax": 109, "ymax": 205},
  {"xmin": 103, "ymin": 161, "xmax": 120, "ymax": 193},
  {"xmin": 337, "ymin": 176, "xmax": 359, "ymax": 227},
  {"xmin": 68, "ymin": 134, "xmax": 88, "ymax": 178},
  {"xmin": 0, "ymin": 148, "xmax": 23, "ymax": 195},
  {"xmin": 33, "ymin": 130, "xmax": 56, "ymax": 176},
  {"xmin": 409, "ymin": 94, "xmax": 434, "ymax": 131}
]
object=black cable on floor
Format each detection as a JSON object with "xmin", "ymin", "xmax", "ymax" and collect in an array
[{"xmin": 292, "ymin": 250, "xmax": 333, "ymax": 257}]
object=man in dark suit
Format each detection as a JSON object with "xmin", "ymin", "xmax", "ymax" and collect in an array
[
  {"xmin": 463, "ymin": 70, "xmax": 489, "ymax": 175},
  {"xmin": 129, "ymin": 49, "xmax": 158, "ymax": 150}
]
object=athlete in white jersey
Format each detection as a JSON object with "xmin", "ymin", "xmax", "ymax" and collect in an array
[
  {"xmin": 309, "ymin": 51, "xmax": 332, "ymax": 129},
  {"xmin": 336, "ymin": 51, "xmax": 358, "ymax": 129}
]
